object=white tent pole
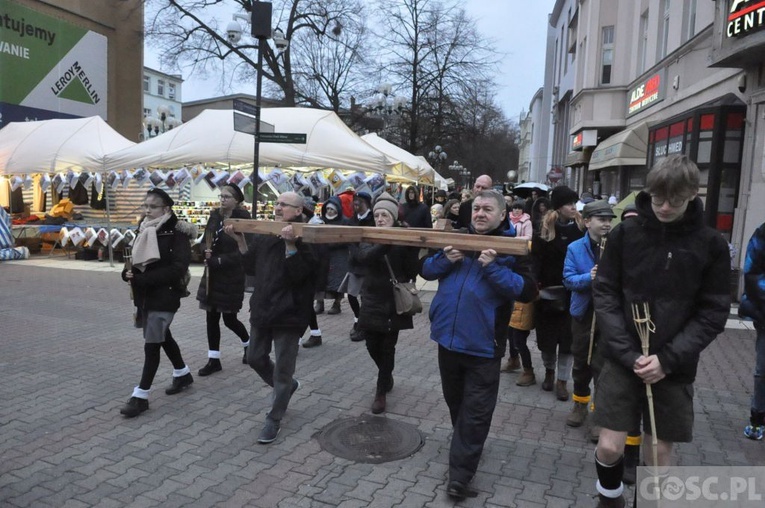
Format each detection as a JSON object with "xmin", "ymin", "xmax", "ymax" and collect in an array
[{"xmin": 105, "ymin": 177, "xmax": 114, "ymax": 267}]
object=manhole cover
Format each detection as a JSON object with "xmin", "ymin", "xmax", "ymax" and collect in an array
[{"xmin": 316, "ymin": 415, "xmax": 424, "ymax": 463}]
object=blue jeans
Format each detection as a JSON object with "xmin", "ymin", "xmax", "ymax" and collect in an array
[{"xmin": 753, "ymin": 328, "xmax": 765, "ymax": 413}]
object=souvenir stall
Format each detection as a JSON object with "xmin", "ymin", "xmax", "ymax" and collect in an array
[{"xmin": 0, "ymin": 116, "xmax": 135, "ymax": 260}]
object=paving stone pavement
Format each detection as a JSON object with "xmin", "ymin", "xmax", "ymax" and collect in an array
[{"xmin": 0, "ymin": 258, "xmax": 762, "ymax": 507}]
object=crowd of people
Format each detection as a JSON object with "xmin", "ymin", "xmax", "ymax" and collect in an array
[{"xmin": 118, "ymin": 154, "xmax": 748, "ymax": 506}]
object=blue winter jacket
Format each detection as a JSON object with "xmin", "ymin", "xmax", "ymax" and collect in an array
[
  {"xmin": 739, "ymin": 223, "xmax": 765, "ymax": 326},
  {"xmin": 563, "ymin": 232, "xmax": 598, "ymax": 320},
  {"xmin": 420, "ymin": 227, "xmax": 537, "ymax": 358}
]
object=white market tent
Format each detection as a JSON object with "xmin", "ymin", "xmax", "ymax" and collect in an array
[
  {"xmin": 361, "ymin": 132, "xmax": 435, "ymax": 184},
  {"xmin": 104, "ymin": 108, "xmax": 398, "ymax": 175},
  {"xmin": 0, "ymin": 116, "xmax": 135, "ymax": 175},
  {"xmin": 415, "ymin": 156, "xmax": 451, "ymax": 191}
]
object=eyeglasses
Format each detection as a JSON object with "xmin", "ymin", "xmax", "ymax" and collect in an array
[
  {"xmin": 275, "ymin": 201, "xmax": 301, "ymax": 209},
  {"xmin": 141, "ymin": 204, "xmax": 164, "ymax": 210},
  {"xmin": 650, "ymin": 194, "xmax": 689, "ymax": 208},
  {"xmin": 218, "ymin": 195, "xmax": 234, "ymax": 200}
]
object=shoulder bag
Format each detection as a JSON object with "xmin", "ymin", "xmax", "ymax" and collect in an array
[{"xmin": 384, "ymin": 255, "xmax": 422, "ymax": 316}]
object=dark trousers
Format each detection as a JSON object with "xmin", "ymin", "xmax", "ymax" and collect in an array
[
  {"xmin": 247, "ymin": 326, "xmax": 304, "ymax": 422},
  {"xmin": 571, "ymin": 308, "xmax": 600, "ymax": 398},
  {"xmin": 508, "ymin": 328, "xmax": 532, "ymax": 369},
  {"xmin": 365, "ymin": 330, "xmax": 399, "ymax": 393},
  {"xmin": 206, "ymin": 310, "xmax": 249, "ymax": 351},
  {"xmin": 438, "ymin": 346, "xmax": 501, "ymax": 484}
]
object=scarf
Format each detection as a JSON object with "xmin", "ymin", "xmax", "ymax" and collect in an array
[{"xmin": 132, "ymin": 213, "xmax": 171, "ymax": 272}]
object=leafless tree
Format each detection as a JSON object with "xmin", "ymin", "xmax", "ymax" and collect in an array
[{"xmin": 145, "ymin": 0, "xmax": 368, "ymax": 109}]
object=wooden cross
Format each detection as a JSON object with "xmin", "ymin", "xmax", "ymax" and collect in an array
[{"xmin": 224, "ymin": 219, "xmax": 530, "ymax": 256}]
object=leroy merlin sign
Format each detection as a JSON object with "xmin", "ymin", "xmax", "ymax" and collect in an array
[{"xmin": 0, "ymin": 0, "xmax": 107, "ymax": 127}]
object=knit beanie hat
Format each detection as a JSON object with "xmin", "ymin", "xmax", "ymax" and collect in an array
[
  {"xmin": 550, "ymin": 185, "xmax": 579, "ymax": 211},
  {"xmin": 223, "ymin": 183, "xmax": 245, "ymax": 203},
  {"xmin": 373, "ymin": 192, "xmax": 399, "ymax": 221}
]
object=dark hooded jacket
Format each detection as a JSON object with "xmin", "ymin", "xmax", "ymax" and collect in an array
[
  {"xmin": 593, "ymin": 192, "xmax": 730, "ymax": 383},
  {"xmin": 402, "ymin": 189, "xmax": 432, "ymax": 229},
  {"xmin": 315, "ymin": 196, "xmax": 351, "ymax": 293},
  {"xmin": 196, "ymin": 206, "xmax": 251, "ymax": 312},
  {"xmin": 122, "ymin": 214, "xmax": 197, "ymax": 313}
]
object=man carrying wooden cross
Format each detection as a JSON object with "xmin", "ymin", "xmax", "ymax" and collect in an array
[
  {"xmin": 224, "ymin": 191, "xmax": 317, "ymax": 445},
  {"xmin": 421, "ymin": 189, "xmax": 537, "ymax": 500}
]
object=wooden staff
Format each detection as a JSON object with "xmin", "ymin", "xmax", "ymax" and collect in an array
[
  {"xmin": 124, "ymin": 246, "xmax": 133, "ymax": 300},
  {"xmin": 204, "ymin": 233, "xmax": 213, "ymax": 296},
  {"xmin": 631, "ymin": 301, "xmax": 659, "ymax": 492},
  {"xmin": 587, "ymin": 236, "xmax": 607, "ymax": 365}
]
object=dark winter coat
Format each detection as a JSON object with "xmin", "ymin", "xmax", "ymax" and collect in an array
[
  {"xmin": 352, "ymin": 240, "xmax": 419, "ymax": 333},
  {"xmin": 314, "ymin": 197, "xmax": 351, "ymax": 293},
  {"xmin": 402, "ymin": 192, "xmax": 432, "ymax": 229},
  {"xmin": 242, "ymin": 229, "xmax": 317, "ymax": 330},
  {"xmin": 196, "ymin": 207, "xmax": 251, "ymax": 312},
  {"xmin": 593, "ymin": 192, "xmax": 730, "ymax": 383},
  {"xmin": 122, "ymin": 214, "xmax": 196, "ymax": 313},
  {"xmin": 347, "ymin": 210, "xmax": 375, "ymax": 275}
]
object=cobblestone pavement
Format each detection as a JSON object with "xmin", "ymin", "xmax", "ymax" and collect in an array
[{"xmin": 1, "ymin": 259, "xmax": 762, "ymax": 507}]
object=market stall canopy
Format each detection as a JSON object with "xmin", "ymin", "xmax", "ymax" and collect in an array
[
  {"xmin": 588, "ymin": 122, "xmax": 649, "ymax": 171},
  {"xmin": 0, "ymin": 116, "xmax": 135, "ymax": 175},
  {"xmin": 104, "ymin": 108, "xmax": 396, "ymax": 174},
  {"xmin": 361, "ymin": 133, "xmax": 434, "ymax": 183},
  {"xmin": 414, "ymin": 156, "xmax": 450, "ymax": 190}
]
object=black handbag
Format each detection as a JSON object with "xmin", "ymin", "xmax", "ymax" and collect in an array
[
  {"xmin": 384, "ymin": 255, "xmax": 422, "ymax": 316},
  {"xmin": 539, "ymin": 285, "xmax": 568, "ymax": 313}
]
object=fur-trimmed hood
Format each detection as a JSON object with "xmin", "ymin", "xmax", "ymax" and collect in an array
[{"xmin": 175, "ymin": 219, "xmax": 198, "ymax": 239}]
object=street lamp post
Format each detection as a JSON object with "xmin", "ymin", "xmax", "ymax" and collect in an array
[
  {"xmin": 366, "ymin": 83, "xmax": 407, "ymax": 140},
  {"xmin": 226, "ymin": 2, "xmax": 289, "ymax": 200},
  {"xmin": 428, "ymin": 145, "xmax": 448, "ymax": 172}
]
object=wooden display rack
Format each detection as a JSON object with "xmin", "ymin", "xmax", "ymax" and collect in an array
[{"xmin": 224, "ymin": 219, "xmax": 530, "ymax": 256}]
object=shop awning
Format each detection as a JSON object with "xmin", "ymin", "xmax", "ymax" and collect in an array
[
  {"xmin": 588, "ymin": 122, "xmax": 649, "ymax": 171},
  {"xmin": 564, "ymin": 149, "xmax": 589, "ymax": 167}
]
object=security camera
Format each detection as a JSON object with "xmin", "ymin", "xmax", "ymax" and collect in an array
[{"xmin": 226, "ymin": 20, "xmax": 243, "ymax": 44}]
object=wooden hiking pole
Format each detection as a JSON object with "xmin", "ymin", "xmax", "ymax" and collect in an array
[
  {"xmin": 124, "ymin": 246, "xmax": 133, "ymax": 300},
  {"xmin": 204, "ymin": 233, "xmax": 213, "ymax": 296},
  {"xmin": 631, "ymin": 301, "xmax": 659, "ymax": 493},
  {"xmin": 587, "ymin": 236, "xmax": 607, "ymax": 365}
]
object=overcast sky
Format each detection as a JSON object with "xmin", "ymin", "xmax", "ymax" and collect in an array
[{"xmin": 146, "ymin": 0, "xmax": 557, "ymax": 123}]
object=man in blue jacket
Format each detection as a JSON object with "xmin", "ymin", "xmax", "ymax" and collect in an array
[{"xmin": 421, "ymin": 189, "xmax": 537, "ymax": 500}]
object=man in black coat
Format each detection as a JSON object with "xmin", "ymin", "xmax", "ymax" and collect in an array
[
  {"xmin": 226, "ymin": 191, "xmax": 317, "ymax": 444},
  {"xmin": 401, "ymin": 186, "xmax": 432, "ymax": 229}
]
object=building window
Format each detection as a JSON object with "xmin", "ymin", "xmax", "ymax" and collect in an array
[
  {"xmin": 638, "ymin": 10, "xmax": 649, "ymax": 74},
  {"xmin": 684, "ymin": 0, "xmax": 697, "ymax": 42},
  {"xmin": 568, "ymin": 11, "xmax": 578, "ymax": 61},
  {"xmin": 157, "ymin": 79, "xmax": 165, "ymax": 96},
  {"xmin": 168, "ymin": 83, "xmax": 176, "ymax": 100},
  {"xmin": 143, "ymin": 108, "xmax": 151, "ymax": 118},
  {"xmin": 600, "ymin": 26, "xmax": 614, "ymax": 85},
  {"xmin": 658, "ymin": 0, "xmax": 670, "ymax": 60},
  {"xmin": 143, "ymin": 75, "xmax": 150, "ymax": 92}
]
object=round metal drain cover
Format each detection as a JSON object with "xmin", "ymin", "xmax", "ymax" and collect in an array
[{"xmin": 317, "ymin": 415, "xmax": 424, "ymax": 463}]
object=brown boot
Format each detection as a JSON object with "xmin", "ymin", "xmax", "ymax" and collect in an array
[
  {"xmin": 371, "ymin": 392, "xmax": 386, "ymax": 414},
  {"xmin": 565, "ymin": 401, "xmax": 588, "ymax": 427},
  {"xmin": 502, "ymin": 357, "xmax": 521, "ymax": 372},
  {"xmin": 542, "ymin": 369, "xmax": 555, "ymax": 391},
  {"xmin": 516, "ymin": 368, "xmax": 536, "ymax": 386},
  {"xmin": 555, "ymin": 380, "xmax": 569, "ymax": 401},
  {"xmin": 596, "ymin": 494, "xmax": 625, "ymax": 508}
]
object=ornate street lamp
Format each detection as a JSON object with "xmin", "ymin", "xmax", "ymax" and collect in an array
[
  {"xmin": 428, "ymin": 145, "xmax": 448, "ymax": 173},
  {"xmin": 143, "ymin": 104, "xmax": 182, "ymax": 138}
]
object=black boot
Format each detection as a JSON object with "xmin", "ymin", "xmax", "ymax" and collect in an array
[
  {"xmin": 327, "ymin": 297, "xmax": 342, "ymax": 315},
  {"xmin": 165, "ymin": 373, "xmax": 194, "ymax": 395},
  {"xmin": 120, "ymin": 397, "xmax": 149, "ymax": 417},
  {"xmin": 198, "ymin": 358, "xmax": 222, "ymax": 376}
]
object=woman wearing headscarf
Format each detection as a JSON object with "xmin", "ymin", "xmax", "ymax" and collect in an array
[
  {"xmin": 351, "ymin": 192, "xmax": 419, "ymax": 413},
  {"xmin": 530, "ymin": 186, "xmax": 584, "ymax": 402},
  {"xmin": 195, "ymin": 183, "xmax": 252, "ymax": 375},
  {"xmin": 120, "ymin": 188, "xmax": 197, "ymax": 417},
  {"xmin": 312, "ymin": 197, "xmax": 351, "ymax": 320}
]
